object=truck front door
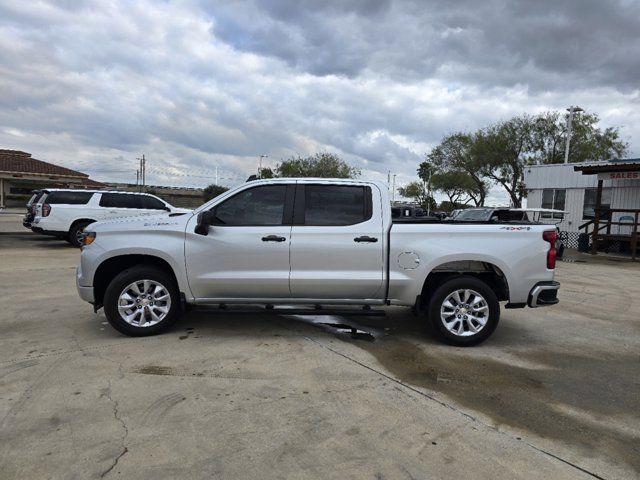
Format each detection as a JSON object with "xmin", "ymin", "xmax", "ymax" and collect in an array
[
  {"xmin": 289, "ymin": 183, "xmax": 385, "ymax": 300},
  {"xmin": 185, "ymin": 184, "xmax": 294, "ymax": 300}
]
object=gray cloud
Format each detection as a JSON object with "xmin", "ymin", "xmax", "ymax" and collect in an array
[
  {"xmin": 0, "ymin": 0, "xmax": 638, "ymax": 204},
  {"xmin": 207, "ymin": 0, "xmax": 640, "ymax": 91}
]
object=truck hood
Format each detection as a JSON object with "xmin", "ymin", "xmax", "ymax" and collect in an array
[{"xmin": 87, "ymin": 211, "xmax": 194, "ymax": 233}]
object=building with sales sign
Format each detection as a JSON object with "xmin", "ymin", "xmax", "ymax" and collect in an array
[{"xmin": 524, "ymin": 158, "xmax": 640, "ymax": 258}]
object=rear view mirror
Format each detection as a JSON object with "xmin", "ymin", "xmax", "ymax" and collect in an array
[{"xmin": 195, "ymin": 211, "xmax": 214, "ymax": 236}]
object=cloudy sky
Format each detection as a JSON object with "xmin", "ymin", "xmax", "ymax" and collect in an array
[{"xmin": 1, "ymin": 0, "xmax": 639, "ymax": 204}]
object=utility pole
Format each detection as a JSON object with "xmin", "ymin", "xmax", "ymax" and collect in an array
[
  {"xmin": 392, "ymin": 174, "xmax": 396, "ymax": 202},
  {"xmin": 137, "ymin": 154, "xmax": 146, "ymax": 191},
  {"xmin": 564, "ymin": 106, "xmax": 583, "ymax": 164},
  {"xmin": 387, "ymin": 170, "xmax": 391, "ymax": 188},
  {"xmin": 136, "ymin": 169, "xmax": 139, "ymax": 187},
  {"xmin": 258, "ymin": 155, "xmax": 268, "ymax": 178},
  {"xmin": 215, "ymin": 165, "xmax": 219, "ymax": 186},
  {"xmin": 426, "ymin": 167, "xmax": 433, "ymax": 216},
  {"xmin": 138, "ymin": 157, "xmax": 143, "ymax": 192}
]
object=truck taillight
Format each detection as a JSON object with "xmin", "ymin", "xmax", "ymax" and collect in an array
[
  {"xmin": 543, "ymin": 230, "xmax": 558, "ymax": 269},
  {"xmin": 42, "ymin": 204, "xmax": 51, "ymax": 217}
]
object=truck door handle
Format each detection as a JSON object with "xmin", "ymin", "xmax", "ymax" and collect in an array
[
  {"xmin": 262, "ymin": 235, "xmax": 287, "ymax": 242},
  {"xmin": 354, "ymin": 236, "xmax": 378, "ymax": 243}
]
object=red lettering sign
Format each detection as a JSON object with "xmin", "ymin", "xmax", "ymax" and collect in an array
[{"xmin": 609, "ymin": 172, "xmax": 639, "ymax": 180}]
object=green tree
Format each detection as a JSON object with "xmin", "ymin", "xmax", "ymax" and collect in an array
[
  {"xmin": 276, "ymin": 153, "xmax": 360, "ymax": 178},
  {"xmin": 421, "ymin": 133, "xmax": 488, "ymax": 206},
  {"xmin": 397, "ymin": 182, "xmax": 436, "ymax": 211},
  {"xmin": 430, "ymin": 171, "xmax": 481, "ymax": 206},
  {"xmin": 530, "ymin": 110, "xmax": 628, "ymax": 164},
  {"xmin": 473, "ymin": 112, "xmax": 628, "ymax": 207},
  {"xmin": 421, "ymin": 110, "xmax": 628, "ymax": 208},
  {"xmin": 202, "ymin": 184, "xmax": 229, "ymax": 202},
  {"xmin": 471, "ymin": 116, "xmax": 533, "ymax": 208},
  {"xmin": 259, "ymin": 167, "xmax": 275, "ymax": 179}
]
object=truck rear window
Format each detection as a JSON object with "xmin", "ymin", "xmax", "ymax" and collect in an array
[
  {"xmin": 44, "ymin": 191, "xmax": 93, "ymax": 204},
  {"xmin": 303, "ymin": 185, "xmax": 371, "ymax": 226}
]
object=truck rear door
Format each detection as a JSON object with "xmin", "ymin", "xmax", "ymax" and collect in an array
[{"xmin": 289, "ymin": 183, "xmax": 385, "ymax": 300}]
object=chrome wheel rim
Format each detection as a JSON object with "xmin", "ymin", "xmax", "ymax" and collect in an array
[
  {"xmin": 117, "ymin": 279, "xmax": 171, "ymax": 327},
  {"xmin": 440, "ymin": 288, "xmax": 489, "ymax": 337}
]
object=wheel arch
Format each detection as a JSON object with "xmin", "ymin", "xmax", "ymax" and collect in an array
[
  {"xmin": 419, "ymin": 260, "xmax": 510, "ymax": 310},
  {"xmin": 69, "ymin": 218, "xmax": 96, "ymax": 232},
  {"xmin": 93, "ymin": 254, "xmax": 180, "ymax": 308}
]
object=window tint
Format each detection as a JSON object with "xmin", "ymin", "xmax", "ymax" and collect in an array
[
  {"xmin": 139, "ymin": 195, "xmax": 167, "ymax": 210},
  {"xmin": 582, "ymin": 188, "xmax": 612, "ymax": 220},
  {"xmin": 99, "ymin": 193, "xmax": 142, "ymax": 209},
  {"xmin": 304, "ymin": 185, "xmax": 369, "ymax": 226},
  {"xmin": 44, "ymin": 191, "xmax": 93, "ymax": 205},
  {"xmin": 213, "ymin": 185, "xmax": 286, "ymax": 226}
]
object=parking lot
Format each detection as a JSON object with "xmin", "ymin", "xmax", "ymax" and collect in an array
[{"xmin": 1, "ymin": 212, "xmax": 639, "ymax": 480}]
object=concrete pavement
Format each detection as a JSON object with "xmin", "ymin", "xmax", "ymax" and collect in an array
[{"xmin": 0, "ymin": 223, "xmax": 638, "ymax": 479}]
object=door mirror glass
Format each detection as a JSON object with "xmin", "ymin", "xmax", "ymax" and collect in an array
[{"xmin": 195, "ymin": 211, "xmax": 214, "ymax": 235}]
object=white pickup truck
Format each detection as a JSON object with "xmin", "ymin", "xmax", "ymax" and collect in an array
[{"xmin": 76, "ymin": 178, "xmax": 560, "ymax": 346}]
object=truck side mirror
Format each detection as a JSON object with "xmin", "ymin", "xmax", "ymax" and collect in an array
[{"xmin": 195, "ymin": 210, "xmax": 214, "ymax": 236}]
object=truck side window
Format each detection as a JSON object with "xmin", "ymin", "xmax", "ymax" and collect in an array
[
  {"xmin": 213, "ymin": 185, "xmax": 287, "ymax": 226},
  {"xmin": 303, "ymin": 185, "xmax": 371, "ymax": 226}
]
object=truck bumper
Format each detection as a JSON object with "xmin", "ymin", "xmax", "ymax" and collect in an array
[
  {"xmin": 528, "ymin": 281, "xmax": 560, "ymax": 308},
  {"xmin": 76, "ymin": 266, "xmax": 94, "ymax": 303}
]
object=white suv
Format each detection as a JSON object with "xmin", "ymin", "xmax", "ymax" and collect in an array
[{"xmin": 31, "ymin": 189, "xmax": 191, "ymax": 247}]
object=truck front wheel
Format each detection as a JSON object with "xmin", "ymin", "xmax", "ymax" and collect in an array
[
  {"xmin": 103, "ymin": 266, "xmax": 180, "ymax": 336},
  {"xmin": 427, "ymin": 276, "xmax": 500, "ymax": 346}
]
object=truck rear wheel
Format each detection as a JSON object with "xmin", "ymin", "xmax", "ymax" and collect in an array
[
  {"xmin": 427, "ymin": 276, "xmax": 500, "ymax": 346},
  {"xmin": 103, "ymin": 266, "xmax": 180, "ymax": 336}
]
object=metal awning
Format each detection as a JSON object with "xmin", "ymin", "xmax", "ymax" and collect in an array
[{"xmin": 573, "ymin": 158, "xmax": 640, "ymax": 175}]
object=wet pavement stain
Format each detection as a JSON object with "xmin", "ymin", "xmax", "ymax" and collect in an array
[{"xmin": 356, "ymin": 337, "xmax": 640, "ymax": 474}]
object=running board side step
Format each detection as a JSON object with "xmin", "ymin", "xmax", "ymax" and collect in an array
[{"xmin": 194, "ymin": 306, "xmax": 386, "ymax": 317}]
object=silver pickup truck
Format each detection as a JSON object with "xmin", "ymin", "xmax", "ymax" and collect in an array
[{"xmin": 76, "ymin": 178, "xmax": 560, "ymax": 346}]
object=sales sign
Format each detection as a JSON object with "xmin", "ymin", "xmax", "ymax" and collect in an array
[{"xmin": 597, "ymin": 171, "xmax": 640, "ymax": 181}]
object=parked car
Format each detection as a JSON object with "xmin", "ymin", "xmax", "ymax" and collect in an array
[
  {"xmin": 30, "ymin": 189, "xmax": 190, "ymax": 247},
  {"xmin": 452, "ymin": 207, "xmax": 530, "ymax": 223},
  {"xmin": 448, "ymin": 209, "xmax": 463, "ymax": 220},
  {"xmin": 22, "ymin": 189, "xmax": 46, "ymax": 229},
  {"xmin": 77, "ymin": 179, "xmax": 560, "ymax": 346}
]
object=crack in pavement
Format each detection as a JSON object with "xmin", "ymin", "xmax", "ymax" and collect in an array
[{"xmin": 99, "ymin": 381, "xmax": 129, "ymax": 478}]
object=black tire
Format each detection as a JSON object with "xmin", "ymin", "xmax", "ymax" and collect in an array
[
  {"xmin": 103, "ymin": 266, "xmax": 181, "ymax": 337},
  {"xmin": 427, "ymin": 276, "xmax": 500, "ymax": 347},
  {"xmin": 68, "ymin": 221, "xmax": 93, "ymax": 247}
]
